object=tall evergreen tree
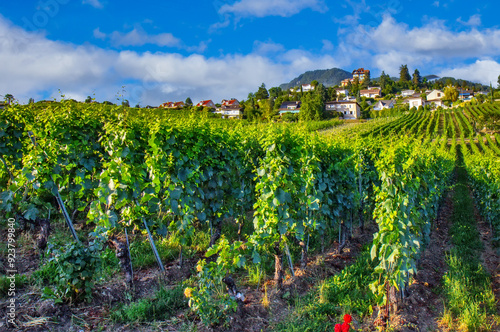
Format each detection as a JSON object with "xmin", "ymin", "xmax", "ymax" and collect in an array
[
  {"xmin": 412, "ymin": 69, "xmax": 421, "ymax": 86},
  {"xmin": 255, "ymin": 83, "xmax": 269, "ymax": 100},
  {"xmin": 350, "ymin": 77, "xmax": 361, "ymax": 96},
  {"xmin": 379, "ymin": 71, "xmax": 387, "ymax": 90},
  {"xmin": 185, "ymin": 97, "xmax": 193, "ymax": 106},
  {"xmin": 361, "ymin": 71, "xmax": 371, "ymax": 88},
  {"xmin": 399, "ymin": 65, "xmax": 411, "ymax": 83},
  {"xmin": 268, "ymin": 87, "xmax": 282, "ymax": 99}
]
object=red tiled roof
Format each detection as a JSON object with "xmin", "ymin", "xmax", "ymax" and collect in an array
[
  {"xmin": 160, "ymin": 102, "xmax": 173, "ymax": 108},
  {"xmin": 222, "ymin": 99, "xmax": 238, "ymax": 106},
  {"xmin": 352, "ymin": 68, "xmax": 370, "ymax": 75},
  {"xmin": 197, "ymin": 100, "xmax": 213, "ymax": 107}
]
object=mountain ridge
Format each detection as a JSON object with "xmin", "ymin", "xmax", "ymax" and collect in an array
[
  {"xmin": 279, "ymin": 68, "xmax": 352, "ymax": 90},
  {"xmin": 280, "ymin": 68, "xmax": 488, "ymax": 91}
]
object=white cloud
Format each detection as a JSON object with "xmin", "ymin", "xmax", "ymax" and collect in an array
[
  {"xmin": 0, "ymin": 17, "xmax": 117, "ymax": 101},
  {"xmin": 321, "ymin": 39, "xmax": 334, "ymax": 51},
  {"xmin": 253, "ymin": 41, "xmax": 285, "ymax": 55},
  {"xmin": 334, "ymin": 0, "xmax": 369, "ymax": 26},
  {"xmin": 219, "ymin": 0, "xmax": 327, "ymax": 18},
  {"xmin": 93, "ymin": 27, "xmax": 106, "ymax": 40},
  {"xmin": 439, "ymin": 60, "xmax": 500, "ymax": 86},
  {"xmin": 457, "ymin": 14, "xmax": 481, "ymax": 27},
  {"xmin": 0, "ymin": 15, "xmax": 339, "ymax": 106},
  {"xmin": 338, "ymin": 15, "xmax": 500, "ymax": 75},
  {"xmin": 103, "ymin": 28, "xmax": 181, "ymax": 48},
  {"xmin": 280, "ymin": 49, "xmax": 342, "ymax": 73},
  {"xmin": 95, "ymin": 27, "xmax": 210, "ymax": 52},
  {"xmin": 82, "ymin": 0, "xmax": 104, "ymax": 9}
]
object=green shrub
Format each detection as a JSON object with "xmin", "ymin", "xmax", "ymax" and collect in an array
[
  {"xmin": 43, "ymin": 240, "xmax": 102, "ymax": 303},
  {"xmin": 0, "ymin": 274, "xmax": 28, "ymax": 297},
  {"xmin": 112, "ymin": 285, "xmax": 188, "ymax": 322},
  {"xmin": 129, "ymin": 236, "xmax": 179, "ymax": 269}
]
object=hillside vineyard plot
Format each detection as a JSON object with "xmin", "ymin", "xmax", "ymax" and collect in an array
[{"xmin": 1, "ymin": 101, "xmax": 499, "ymax": 329}]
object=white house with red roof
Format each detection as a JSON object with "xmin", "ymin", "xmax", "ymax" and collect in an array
[
  {"xmin": 196, "ymin": 100, "xmax": 215, "ymax": 108},
  {"xmin": 160, "ymin": 101, "xmax": 185, "ymax": 109},
  {"xmin": 160, "ymin": 102, "xmax": 174, "ymax": 108},
  {"xmin": 215, "ymin": 99, "xmax": 243, "ymax": 119}
]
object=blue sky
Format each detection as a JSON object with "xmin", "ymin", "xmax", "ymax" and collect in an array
[{"xmin": 1, "ymin": 0, "xmax": 500, "ymax": 106}]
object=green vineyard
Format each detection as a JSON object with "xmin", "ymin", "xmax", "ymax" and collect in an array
[{"xmin": 1, "ymin": 101, "xmax": 499, "ymax": 331}]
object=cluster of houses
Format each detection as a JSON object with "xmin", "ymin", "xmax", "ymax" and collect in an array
[
  {"xmin": 157, "ymin": 66, "xmax": 485, "ymax": 120},
  {"xmin": 278, "ymin": 99, "xmax": 362, "ymax": 119},
  {"xmin": 160, "ymin": 101, "xmax": 185, "ymax": 109},
  {"xmin": 160, "ymin": 98, "xmax": 244, "ymax": 119},
  {"xmin": 159, "ymin": 86, "xmax": 470, "ymax": 121},
  {"xmin": 277, "ymin": 86, "xmax": 483, "ymax": 120}
]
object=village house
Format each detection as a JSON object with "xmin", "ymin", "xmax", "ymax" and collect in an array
[
  {"xmin": 214, "ymin": 99, "xmax": 243, "ymax": 119},
  {"xmin": 458, "ymin": 89, "xmax": 474, "ymax": 101},
  {"xmin": 401, "ymin": 90, "xmax": 415, "ymax": 97},
  {"xmin": 160, "ymin": 101, "xmax": 185, "ymax": 109},
  {"xmin": 301, "ymin": 84, "xmax": 315, "ymax": 92},
  {"xmin": 335, "ymin": 88, "xmax": 349, "ymax": 97},
  {"xmin": 196, "ymin": 100, "xmax": 215, "ymax": 109},
  {"xmin": 343, "ymin": 95, "xmax": 357, "ymax": 102},
  {"xmin": 360, "ymin": 88, "xmax": 381, "ymax": 98},
  {"xmin": 407, "ymin": 95, "xmax": 425, "ymax": 108},
  {"xmin": 325, "ymin": 100, "xmax": 361, "ymax": 119},
  {"xmin": 341, "ymin": 68, "xmax": 370, "ymax": 87},
  {"xmin": 373, "ymin": 100, "xmax": 395, "ymax": 111},
  {"xmin": 278, "ymin": 101, "xmax": 301, "ymax": 115},
  {"xmin": 340, "ymin": 78, "xmax": 351, "ymax": 87},
  {"xmin": 426, "ymin": 89, "xmax": 444, "ymax": 100},
  {"xmin": 426, "ymin": 99, "xmax": 444, "ymax": 108},
  {"xmin": 352, "ymin": 68, "xmax": 370, "ymax": 81}
]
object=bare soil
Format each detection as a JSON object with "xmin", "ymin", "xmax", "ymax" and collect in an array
[{"xmin": 385, "ymin": 190, "xmax": 454, "ymax": 332}]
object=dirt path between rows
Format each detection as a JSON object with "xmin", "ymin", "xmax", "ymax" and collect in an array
[
  {"xmin": 475, "ymin": 202, "xmax": 500, "ymax": 317},
  {"xmin": 387, "ymin": 180, "xmax": 500, "ymax": 331},
  {"xmin": 389, "ymin": 190, "xmax": 454, "ymax": 331}
]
